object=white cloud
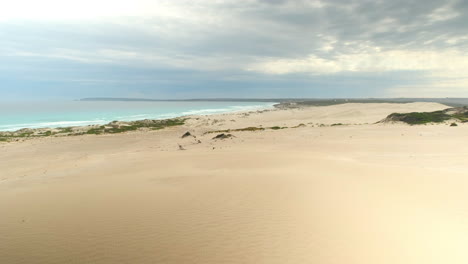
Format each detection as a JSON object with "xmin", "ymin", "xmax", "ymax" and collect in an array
[
  {"xmin": 386, "ymin": 78, "xmax": 468, "ymax": 97},
  {"xmin": 247, "ymin": 49, "xmax": 468, "ymax": 75},
  {"xmin": 427, "ymin": 4, "xmax": 459, "ymax": 23},
  {"xmin": 247, "ymin": 46, "xmax": 468, "ymax": 96}
]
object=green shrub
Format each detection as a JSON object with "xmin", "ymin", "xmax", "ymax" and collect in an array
[
  {"xmin": 272, "ymin": 126, "xmax": 287, "ymax": 130},
  {"xmin": 86, "ymin": 128, "xmax": 103, "ymax": 135},
  {"xmin": 292, "ymin": 123, "xmax": 306, "ymax": 128},
  {"xmin": 17, "ymin": 132, "xmax": 33, "ymax": 137},
  {"xmin": 237, "ymin": 127, "xmax": 265, "ymax": 132},
  {"xmin": 388, "ymin": 111, "xmax": 451, "ymax": 125},
  {"xmin": 59, "ymin": 127, "xmax": 73, "ymax": 133},
  {"xmin": 453, "ymin": 112, "xmax": 468, "ymax": 121}
]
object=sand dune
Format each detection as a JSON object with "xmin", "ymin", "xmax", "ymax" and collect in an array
[{"xmin": 1, "ymin": 102, "xmax": 468, "ymax": 264}]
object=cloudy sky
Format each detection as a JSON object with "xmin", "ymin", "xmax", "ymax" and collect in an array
[{"xmin": 1, "ymin": 0, "xmax": 467, "ymax": 100}]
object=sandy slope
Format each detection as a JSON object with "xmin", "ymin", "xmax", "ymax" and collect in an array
[{"xmin": 1, "ymin": 102, "xmax": 468, "ymax": 264}]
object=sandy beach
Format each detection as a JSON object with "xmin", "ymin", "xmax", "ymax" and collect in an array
[{"xmin": 1, "ymin": 102, "xmax": 468, "ymax": 264}]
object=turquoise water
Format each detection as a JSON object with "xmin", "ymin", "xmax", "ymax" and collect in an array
[{"xmin": 0, "ymin": 101, "xmax": 276, "ymax": 131}]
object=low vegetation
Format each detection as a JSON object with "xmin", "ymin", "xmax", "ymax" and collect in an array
[
  {"xmin": 204, "ymin": 122, "xmax": 357, "ymax": 134},
  {"xmin": 452, "ymin": 112, "xmax": 468, "ymax": 122},
  {"xmin": 386, "ymin": 111, "xmax": 451, "ymax": 124},
  {"xmin": 382, "ymin": 107, "xmax": 468, "ymax": 125},
  {"xmin": 212, "ymin": 133, "xmax": 234, "ymax": 140},
  {"xmin": 292, "ymin": 123, "xmax": 306, "ymax": 128},
  {"xmin": 269, "ymin": 126, "xmax": 287, "ymax": 130},
  {"xmin": 205, "ymin": 126, "xmax": 265, "ymax": 134},
  {"xmin": 0, "ymin": 118, "xmax": 187, "ymax": 142},
  {"xmin": 206, "ymin": 125, "xmax": 289, "ymax": 134},
  {"xmin": 59, "ymin": 127, "xmax": 73, "ymax": 133}
]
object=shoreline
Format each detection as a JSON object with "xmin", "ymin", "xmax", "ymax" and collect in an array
[
  {"xmin": 0, "ymin": 101, "xmax": 458, "ymax": 143},
  {"xmin": 0, "ymin": 101, "xmax": 279, "ymax": 135},
  {"xmin": 4, "ymin": 97, "xmax": 468, "ymax": 133},
  {"xmin": 3, "ymin": 98, "xmax": 466, "ymax": 135}
]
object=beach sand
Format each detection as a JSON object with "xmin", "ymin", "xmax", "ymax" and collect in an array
[{"xmin": 1, "ymin": 102, "xmax": 468, "ymax": 264}]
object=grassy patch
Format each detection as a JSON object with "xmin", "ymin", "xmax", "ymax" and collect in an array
[
  {"xmin": 212, "ymin": 133, "xmax": 234, "ymax": 140},
  {"xmin": 270, "ymin": 126, "xmax": 287, "ymax": 130},
  {"xmin": 208, "ymin": 126, "xmax": 265, "ymax": 134},
  {"xmin": 453, "ymin": 112, "xmax": 468, "ymax": 122},
  {"xmin": 205, "ymin": 125, "xmax": 294, "ymax": 134},
  {"xmin": 17, "ymin": 132, "xmax": 33, "ymax": 137},
  {"xmin": 236, "ymin": 126, "xmax": 265, "ymax": 132},
  {"xmin": 292, "ymin": 123, "xmax": 306, "ymax": 128},
  {"xmin": 42, "ymin": 131, "xmax": 53, "ymax": 136},
  {"xmin": 82, "ymin": 119, "xmax": 187, "ymax": 135},
  {"xmin": 86, "ymin": 119, "xmax": 187, "ymax": 135},
  {"xmin": 387, "ymin": 111, "xmax": 451, "ymax": 125},
  {"xmin": 86, "ymin": 128, "xmax": 103, "ymax": 135},
  {"xmin": 1, "ymin": 118, "xmax": 187, "ymax": 140},
  {"xmin": 205, "ymin": 126, "xmax": 266, "ymax": 134},
  {"xmin": 105, "ymin": 125, "xmax": 138, "ymax": 134},
  {"xmin": 59, "ymin": 127, "xmax": 73, "ymax": 133}
]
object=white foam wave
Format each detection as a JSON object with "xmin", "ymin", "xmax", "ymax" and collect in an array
[
  {"xmin": 0, "ymin": 120, "xmax": 107, "ymax": 132},
  {"xmin": 0, "ymin": 103, "xmax": 276, "ymax": 132},
  {"xmin": 180, "ymin": 103, "xmax": 275, "ymax": 116}
]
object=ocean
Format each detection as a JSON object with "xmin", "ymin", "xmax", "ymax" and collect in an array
[{"xmin": 0, "ymin": 100, "xmax": 276, "ymax": 131}]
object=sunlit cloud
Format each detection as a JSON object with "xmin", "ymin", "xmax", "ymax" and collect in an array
[{"xmin": 247, "ymin": 49, "xmax": 468, "ymax": 74}]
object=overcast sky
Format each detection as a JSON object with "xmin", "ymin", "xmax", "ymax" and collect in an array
[{"xmin": 1, "ymin": 0, "xmax": 467, "ymax": 100}]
